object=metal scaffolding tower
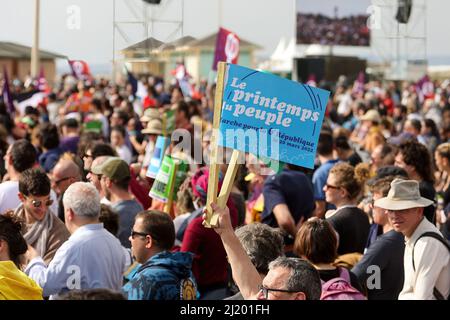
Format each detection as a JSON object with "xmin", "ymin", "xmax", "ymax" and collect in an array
[
  {"xmin": 370, "ymin": 0, "xmax": 427, "ymax": 80},
  {"xmin": 112, "ymin": 0, "xmax": 184, "ymax": 79}
]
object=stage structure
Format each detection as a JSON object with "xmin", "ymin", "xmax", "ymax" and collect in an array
[
  {"xmin": 370, "ymin": 0, "xmax": 427, "ymax": 81},
  {"xmin": 112, "ymin": 0, "xmax": 184, "ymax": 78}
]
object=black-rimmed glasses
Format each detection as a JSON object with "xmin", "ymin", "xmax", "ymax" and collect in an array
[
  {"xmin": 258, "ymin": 285, "xmax": 299, "ymax": 299},
  {"xmin": 130, "ymin": 230, "xmax": 149, "ymax": 239},
  {"xmin": 53, "ymin": 176, "xmax": 73, "ymax": 186}
]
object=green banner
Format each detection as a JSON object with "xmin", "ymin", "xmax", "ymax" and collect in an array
[{"xmin": 149, "ymin": 155, "xmax": 188, "ymax": 203}]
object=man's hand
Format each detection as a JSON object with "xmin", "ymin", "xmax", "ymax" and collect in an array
[{"xmin": 202, "ymin": 203, "xmax": 233, "ymax": 236}]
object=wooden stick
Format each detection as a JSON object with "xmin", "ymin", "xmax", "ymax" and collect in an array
[
  {"xmin": 163, "ymin": 160, "xmax": 178, "ymax": 215},
  {"xmin": 204, "ymin": 61, "xmax": 226, "ymax": 228},
  {"xmin": 208, "ymin": 149, "xmax": 244, "ymax": 226}
]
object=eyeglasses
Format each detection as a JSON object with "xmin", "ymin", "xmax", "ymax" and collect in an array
[
  {"xmin": 325, "ymin": 183, "xmax": 341, "ymax": 190},
  {"xmin": 130, "ymin": 230, "xmax": 149, "ymax": 239},
  {"xmin": 53, "ymin": 176, "xmax": 73, "ymax": 186},
  {"xmin": 25, "ymin": 196, "xmax": 54, "ymax": 208},
  {"xmin": 258, "ymin": 285, "xmax": 299, "ymax": 299}
]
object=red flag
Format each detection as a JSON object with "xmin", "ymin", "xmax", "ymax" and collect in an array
[
  {"xmin": 171, "ymin": 62, "xmax": 189, "ymax": 81},
  {"xmin": 68, "ymin": 60, "xmax": 93, "ymax": 80},
  {"xmin": 171, "ymin": 62, "xmax": 193, "ymax": 98},
  {"xmin": 212, "ymin": 27, "xmax": 240, "ymax": 71},
  {"xmin": 306, "ymin": 74, "xmax": 317, "ymax": 87}
]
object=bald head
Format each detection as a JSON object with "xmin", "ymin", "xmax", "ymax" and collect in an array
[
  {"xmin": 51, "ymin": 159, "xmax": 82, "ymax": 195},
  {"xmin": 53, "ymin": 159, "xmax": 81, "ymax": 179}
]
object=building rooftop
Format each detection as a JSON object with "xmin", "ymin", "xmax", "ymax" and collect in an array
[{"xmin": 0, "ymin": 41, "xmax": 66, "ymax": 59}]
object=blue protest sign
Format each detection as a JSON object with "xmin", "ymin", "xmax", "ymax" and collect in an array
[
  {"xmin": 218, "ymin": 64, "xmax": 330, "ymax": 169},
  {"xmin": 146, "ymin": 136, "xmax": 170, "ymax": 178}
]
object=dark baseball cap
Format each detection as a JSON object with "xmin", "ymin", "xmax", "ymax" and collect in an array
[
  {"xmin": 92, "ymin": 157, "xmax": 130, "ymax": 181},
  {"xmin": 367, "ymin": 165, "xmax": 408, "ymax": 186}
]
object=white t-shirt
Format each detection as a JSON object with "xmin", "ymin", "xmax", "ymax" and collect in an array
[
  {"xmin": 0, "ymin": 181, "xmax": 59, "ymax": 216},
  {"xmin": 116, "ymin": 145, "xmax": 132, "ymax": 164}
]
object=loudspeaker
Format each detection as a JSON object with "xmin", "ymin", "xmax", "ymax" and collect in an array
[
  {"xmin": 142, "ymin": 0, "xmax": 161, "ymax": 4},
  {"xmin": 396, "ymin": 0, "xmax": 413, "ymax": 24}
]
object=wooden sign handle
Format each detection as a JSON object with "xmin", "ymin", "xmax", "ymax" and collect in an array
[
  {"xmin": 163, "ymin": 161, "xmax": 178, "ymax": 215},
  {"xmin": 204, "ymin": 62, "xmax": 226, "ymax": 227}
]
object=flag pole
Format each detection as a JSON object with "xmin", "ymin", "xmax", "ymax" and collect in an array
[{"xmin": 31, "ymin": 0, "xmax": 40, "ymax": 78}]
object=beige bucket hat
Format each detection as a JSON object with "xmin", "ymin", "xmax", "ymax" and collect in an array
[{"xmin": 374, "ymin": 178, "xmax": 434, "ymax": 211}]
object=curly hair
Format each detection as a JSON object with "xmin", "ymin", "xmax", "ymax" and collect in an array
[
  {"xmin": 398, "ymin": 140, "xmax": 434, "ymax": 183},
  {"xmin": 235, "ymin": 223, "xmax": 284, "ymax": 275},
  {"xmin": 329, "ymin": 162, "xmax": 370, "ymax": 200},
  {"xmin": 0, "ymin": 211, "xmax": 27, "ymax": 267}
]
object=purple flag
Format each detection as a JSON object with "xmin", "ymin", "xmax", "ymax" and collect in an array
[
  {"xmin": 212, "ymin": 27, "xmax": 240, "ymax": 71},
  {"xmin": 2, "ymin": 66, "xmax": 15, "ymax": 114},
  {"xmin": 352, "ymin": 71, "xmax": 365, "ymax": 95},
  {"xmin": 415, "ymin": 75, "xmax": 434, "ymax": 103}
]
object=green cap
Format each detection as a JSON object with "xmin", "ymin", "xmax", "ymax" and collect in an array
[{"xmin": 91, "ymin": 157, "xmax": 130, "ymax": 181}]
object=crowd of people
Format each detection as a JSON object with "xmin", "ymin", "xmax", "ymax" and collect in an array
[
  {"xmin": 0, "ymin": 68, "xmax": 449, "ymax": 300},
  {"xmin": 296, "ymin": 13, "xmax": 370, "ymax": 46}
]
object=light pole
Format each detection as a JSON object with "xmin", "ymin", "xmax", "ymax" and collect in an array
[{"xmin": 31, "ymin": 0, "xmax": 40, "ymax": 78}]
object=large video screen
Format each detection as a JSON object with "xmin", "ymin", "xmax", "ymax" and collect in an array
[{"xmin": 296, "ymin": 0, "xmax": 371, "ymax": 46}]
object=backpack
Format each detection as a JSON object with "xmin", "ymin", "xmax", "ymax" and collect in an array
[
  {"xmin": 412, "ymin": 232, "xmax": 450, "ymax": 300},
  {"xmin": 320, "ymin": 267, "xmax": 366, "ymax": 300}
]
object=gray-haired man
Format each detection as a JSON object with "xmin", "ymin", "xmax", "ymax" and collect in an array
[
  {"xmin": 209, "ymin": 203, "xmax": 322, "ymax": 300},
  {"xmin": 25, "ymin": 182, "xmax": 126, "ymax": 298}
]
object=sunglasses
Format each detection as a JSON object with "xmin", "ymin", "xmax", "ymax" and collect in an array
[
  {"xmin": 325, "ymin": 183, "xmax": 341, "ymax": 190},
  {"xmin": 26, "ymin": 197, "xmax": 54, "ymax": 208},
  {"xmin": 130, "ymin": 230, "xmax": 149, "ymax": 239},
  {"xmin": 53, "ymin": 176, "xmax": 73, "ymax": 186},
  {"xmin": 258, "ymin": 285, "xmax": 299, "ymax": 299}
]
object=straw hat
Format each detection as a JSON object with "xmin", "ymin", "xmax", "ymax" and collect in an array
[
  {"xmin": 360, "ymin": 109, "xmax": 381, "ymax": 123},
  {"xmin": 140, "ymin": 108, "xmax": 161, "ymax": 122},
  {"xmin": 142, "ymin": 119, "xmax": 163, "ymax": 135},
  {"xmin": 374, "ymin": 178, "xmax": 434, "ymax": 211}
]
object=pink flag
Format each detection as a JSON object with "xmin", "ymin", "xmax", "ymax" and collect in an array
[
  {"xmin": 68, "ymin": 60, "xmax": 93, "ymax": 81},
  {"xmin": 212, "ymin": 27, "xmax": 240, "ymax": 71},
  {"xmin": 37, "ymin": 67, "xmax": 50, "ymax": 93}
]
